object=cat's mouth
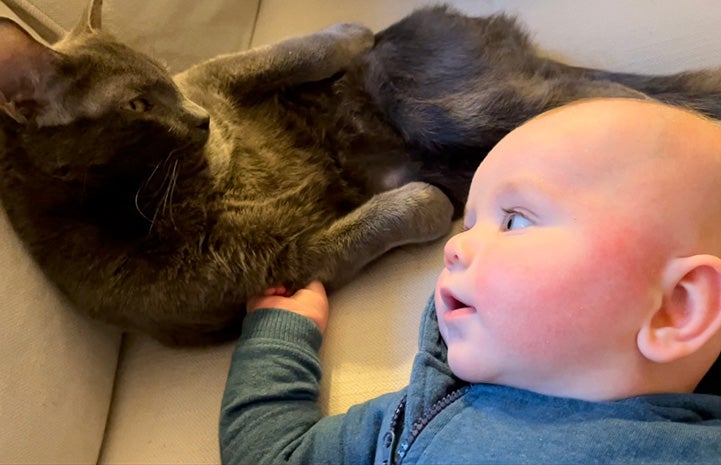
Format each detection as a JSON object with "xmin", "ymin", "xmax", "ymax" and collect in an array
[
  {"xmin": 162, "ymin": 146, "xmax": 208, "ymax": 182},
  {"xmin": 185, "ymin": 121, "xmax": 211, "ymax": 150},
  {"xmin": 181, "ymin": 97, "xmax": 211, "ymax": 132},
  {"xmin": 134, "ymin": 142, "xmax": 208, "ymax": 208}
]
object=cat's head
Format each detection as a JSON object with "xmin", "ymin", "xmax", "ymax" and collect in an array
[{"xmin": 0, "ymin": 0, "xmax": 210, "ymax": 185}]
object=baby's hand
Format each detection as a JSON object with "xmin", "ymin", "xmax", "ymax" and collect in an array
[{"xmin": 247, "ymin": 281, "xmax": 329, "ymax": 333}]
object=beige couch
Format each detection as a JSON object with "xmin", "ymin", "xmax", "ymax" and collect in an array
[{"xmin": 2, "ymin": 0, "xmax": 721, "ymax": 463}]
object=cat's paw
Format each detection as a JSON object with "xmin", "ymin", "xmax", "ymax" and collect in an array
[
  {"xmin": 322, "ymin": 22, "xmax": 375, "ymax": 58},
  {"xmin": 395, "ymin": 181, "xmax": 454, "ymax": 243}
]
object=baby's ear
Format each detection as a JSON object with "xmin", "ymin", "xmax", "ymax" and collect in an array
[
  {"xmin": 637, "ymin": 255, "xmax": 721, "ymax": 363},
  {"xmin": 0, "ymin": 18, "xmax": 59, "ymax": 124}
]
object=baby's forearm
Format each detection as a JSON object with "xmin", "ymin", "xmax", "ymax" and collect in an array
[
  {"xmin": 220, "ymin": 308, "xmax": 406, "ymax": 464},
  {"xmin": 220, "ymin": 309, "xmax": 321, "ymax": 462},
  {"xmin": 219, "ymin": 309, "xmax": 338, "ymax": 464}
]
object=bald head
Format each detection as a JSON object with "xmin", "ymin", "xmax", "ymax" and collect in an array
[
  {"xmin": 476, "ymin": 98, "xmax": 721, "ymax": 255},
  {"xmin": 528, "ymin": 98, "xmax": 721, "ymax": 163}
]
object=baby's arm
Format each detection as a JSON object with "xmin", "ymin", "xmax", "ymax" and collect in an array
[{"xmin": 220, "ymin": 281, "xmax": 394, "ymax": 464}]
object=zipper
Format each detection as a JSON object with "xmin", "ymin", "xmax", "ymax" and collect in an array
[
  {"xmin": 382, "ymin": 394, "xmax": 407, "ymax": 465},
  {"xmin": 394, "ymin": 386, "xmax": 469, "ymax": 464}
]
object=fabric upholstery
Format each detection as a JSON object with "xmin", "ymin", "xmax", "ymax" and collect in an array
[{"xmin": 2, "ymin": 0, "xmax": 260, "ymax": 71}]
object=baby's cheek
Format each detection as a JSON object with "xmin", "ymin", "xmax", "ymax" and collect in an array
[
  {"xmin": 560, "ymin": 237, "xmax": 662, "ymax": 346},
  {"xmin": 587, "ymin": 227, "xmax": 665, "ymax": 299}
]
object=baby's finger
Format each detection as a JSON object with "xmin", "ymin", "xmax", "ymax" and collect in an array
[{"xmin": 263, "ymin": 286, "xmax": 289, "ymax": 297}]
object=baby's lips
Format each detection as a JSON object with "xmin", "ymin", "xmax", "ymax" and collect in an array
[{"xmin": 439, "ymin": 287, "xmax": 466, "ymax": 311}]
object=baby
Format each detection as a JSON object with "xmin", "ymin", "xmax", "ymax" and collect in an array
[{"xmin": 220, "ymin": 98, "xmax": 721, "ymax": 464}]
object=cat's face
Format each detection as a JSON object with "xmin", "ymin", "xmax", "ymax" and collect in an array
[
  {"xmin": 50, "ymin": 32, "xmax": 210, "ymax": 135},
  {"xmin": 0, "ymin": 8, "xmax": 210, "ymax": 186}
]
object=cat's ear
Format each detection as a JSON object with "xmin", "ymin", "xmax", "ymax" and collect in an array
[
  {"xmin": 69, "ymin": 0, "xmax": 103, "ymax": 37},
  {"xmin": 0, "ymin": 18, "xmax": 60, "ymax": 125}
]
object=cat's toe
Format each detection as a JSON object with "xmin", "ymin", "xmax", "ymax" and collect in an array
[
  {"xmin": 400, "ymin": 182, "xmax": 454, "ymax": 241},
  {"xmin": 325, "ymin": 22, "xmax": 375, "ymax": 55}
]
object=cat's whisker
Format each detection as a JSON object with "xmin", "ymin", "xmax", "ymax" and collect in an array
[
  {"xmin": 148, "ymin": 155, "xmax": 175, "ymax": 198},
  {"xmin": 148, "ymin": 168, "xmax": 173, "ymax": 233},
  {"xmin": 166, "ymin": 160, "xmax": 180, "ymax": 230},
  {"xmin": 160, "ymin": 162, "xmax": 175, "ymax": 215},
  {"xmin": 144, "ymin": 150, "xmax": 184, "ymax": 233},
  {"xmin": 134, "ymin": 195, "xmax": 153, "ymax": 224},
  {"xmin": 148, "ymin": 201, "xmax": 161, "ymax": 233},
  {"xmin": 135, "ymin": 161, "xmax": 164, "ymax": 224},
  {"xmin": 162, "ymin": 149, "xmax": 183, "ymax": 207}
]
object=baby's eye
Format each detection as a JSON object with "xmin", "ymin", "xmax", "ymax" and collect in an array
[{"xmin": 502, "ymin": 210, "xmax": 533, "ymax": 231}]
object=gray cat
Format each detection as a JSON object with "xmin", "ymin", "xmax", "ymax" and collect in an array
[{"xmin": 1, "ymin": 0, "xmax": 721, "ymax": 346}]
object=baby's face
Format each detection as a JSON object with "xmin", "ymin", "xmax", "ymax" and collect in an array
[{"xmin": 434, "ymin": 99, "xmax": 721, "ymax": 399}]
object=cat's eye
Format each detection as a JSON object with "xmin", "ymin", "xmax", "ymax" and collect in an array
[{"xmin": 126, "ymin": 97, "xmax": 152, "ymax": 113}]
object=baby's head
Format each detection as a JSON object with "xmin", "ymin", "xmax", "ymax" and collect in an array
[{"xmin": 435, "ymin": 98, "xmax": 721, "ymax": 401}]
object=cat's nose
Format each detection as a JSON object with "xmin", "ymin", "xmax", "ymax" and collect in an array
[
  {"xmin": 196, "ymin": 114, "xmax": 210, "ymax": 131},
  {"xmin": 182, "ymin": 97, "xmax": 210, "ymax": 131}
]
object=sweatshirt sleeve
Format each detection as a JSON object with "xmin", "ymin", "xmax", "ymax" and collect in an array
[{"xmin": 219, "ymin": 309, "xmax": 397, "ymax": 465}]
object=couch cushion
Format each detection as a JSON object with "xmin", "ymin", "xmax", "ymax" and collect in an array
[
  {"xmin": 0, "ymin": 200, "xmax": 121, "ymax": 465},
  {"xmin": 98, "ymin": 336, "xmax": 235, "ymax": 464},
  {"xmin": 2, "ymin": 0, "xmax": 261, "ymax": 71}
]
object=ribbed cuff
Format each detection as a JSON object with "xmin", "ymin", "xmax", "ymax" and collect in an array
[{"xmin": 241, "ymin": 309, "xmax": 323, "ymax": 352}]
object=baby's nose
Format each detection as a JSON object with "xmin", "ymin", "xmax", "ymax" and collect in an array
[{"xmin": 443, "ymin": 233, "xmax": 470, "ymax": 269}]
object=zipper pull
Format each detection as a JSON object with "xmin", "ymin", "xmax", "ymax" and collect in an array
[{"xmin": 382, "ymin": 431, "xmax": 395, "ymax": 465}]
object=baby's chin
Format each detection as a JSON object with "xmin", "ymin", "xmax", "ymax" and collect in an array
[{"xmin": 443, "ymin": 342, "xmax": 494, "ymax": 384}]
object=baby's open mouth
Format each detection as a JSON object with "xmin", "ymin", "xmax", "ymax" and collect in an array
[{"xmin": 440, "ymin": 289, "xmax": 474, "ymax": 313}]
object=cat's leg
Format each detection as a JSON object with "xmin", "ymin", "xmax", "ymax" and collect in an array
[
  {"xmin": 310, "ymin": 182, "xmax": 453, "ymax": 290},
  {"xmin": 176, "ymin": 23, "xmax": 374, "ymax": 94}
]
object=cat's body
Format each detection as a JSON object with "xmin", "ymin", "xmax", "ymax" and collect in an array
[{"xmin": 2, "ymin": 1, "xmax": 721, "ymax": 345}]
